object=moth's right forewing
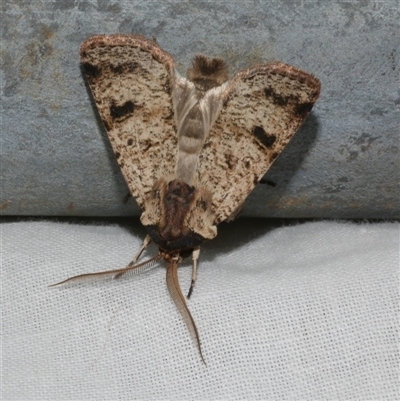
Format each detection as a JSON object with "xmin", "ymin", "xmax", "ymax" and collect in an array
[
  {"xmin": 197, "ymin": 62, "xmax": 321, "ymax": 223},
  {"xmin": 80, "ymin": 35, "xmax": 177, "ymax": 210}
]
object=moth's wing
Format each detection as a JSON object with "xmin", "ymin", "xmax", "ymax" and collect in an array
[
  {"xmin": 80, "ymin": 35, "xmax": 177, "ymax": 210},
  {"xmin": 197, "ymin": 62, "xmax": 321, "ymax": 223},
  {"xmin": 173, "ymin": 77, "xmax": 197, "ymax": 131}
]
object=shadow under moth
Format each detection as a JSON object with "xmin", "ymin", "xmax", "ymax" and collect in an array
[{"xmin": 52, "ymin": 34, "xmax": 321, "ymax": 364}]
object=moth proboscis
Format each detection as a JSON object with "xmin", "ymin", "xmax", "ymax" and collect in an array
[{"xmin": 51, "ymin": 34, "xmax": 321, "ymax": 364}]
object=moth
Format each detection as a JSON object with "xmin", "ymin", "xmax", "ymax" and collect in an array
[{"xmin": 52, "ymin": 34, "xmax": 321, "ymax": 363}]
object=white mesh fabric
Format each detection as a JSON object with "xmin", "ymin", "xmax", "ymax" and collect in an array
[{"xmin": 2, "ymin": 220, "xmax": 398, "ymax": 400}]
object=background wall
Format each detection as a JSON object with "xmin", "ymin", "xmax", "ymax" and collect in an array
[{"xmin": 2, "ymin": 0, "xmax": 399, "ymax": 218}]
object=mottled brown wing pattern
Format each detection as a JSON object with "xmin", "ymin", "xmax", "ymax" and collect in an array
[
  {"xmin": 197, "ymin": 62, "xmax": 321, "ymax": 224},
  {"xmin": 80, "ymin": 35, "xmax": 177, "ymax": 210}
]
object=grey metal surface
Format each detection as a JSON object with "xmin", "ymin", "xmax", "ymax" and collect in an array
[{"xmin": 2, "ymin": 0, "xmax": 399, "ymax": 218}]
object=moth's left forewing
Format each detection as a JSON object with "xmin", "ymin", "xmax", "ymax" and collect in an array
[
  {"xmin": 196, "ymin": 62, "xmax": 321, "ymax": 223},
  {"xmin": 80, "ymin": 35, "xmax": 178, "ymax": 213}
]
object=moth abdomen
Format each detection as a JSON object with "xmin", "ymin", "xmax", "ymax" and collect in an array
[
  {"xmin": 187, "ymin": 54, "xmax": 229, "ymax": 93},
  {"xmin": 176, "ymin": 104, "xmax": 206, "ymax": 184}
]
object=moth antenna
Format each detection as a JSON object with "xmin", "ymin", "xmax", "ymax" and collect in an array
[
  {"xmin": 113, "ymin": 254, "xmax": 160, "ymax": 279},
  {"xmin": 49, "ymin": 253, "xmax": 162, "ymax": 287},
  {"xmin": 129, "ymin": 235, "xmax": 152, "ymax": 266},
  {"xmin": 166, "ymin": 260, "xmax": 206, "ymax": 365}
]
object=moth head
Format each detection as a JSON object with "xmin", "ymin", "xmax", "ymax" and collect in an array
[
  {"xmin": 143, "ymin": 179, "xmax": 215, "ymax": 253},
  {"xmin": 187, "ymin": 55, "xmax": 229, "ymax": 91}
]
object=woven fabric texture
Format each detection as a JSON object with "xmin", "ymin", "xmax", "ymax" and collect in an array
[{"xmin": 2, "ymin": 220, "xmax": 398, "ymax": 400}]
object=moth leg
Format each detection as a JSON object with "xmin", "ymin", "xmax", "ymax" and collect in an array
[
  {"xmin": 129, "ymin": 235, "xmax": 152, "ymax": 267},
  {"xmin": 122, "ymin": 192, "xmax": 132, "ymax": 204},
  {"xmin": 113, "ymin": 235, "xmax": 153, "ymax": 279},
  {"xmin": 187, "ymin": 247, "xmax": 200, "ymax": 299}
]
